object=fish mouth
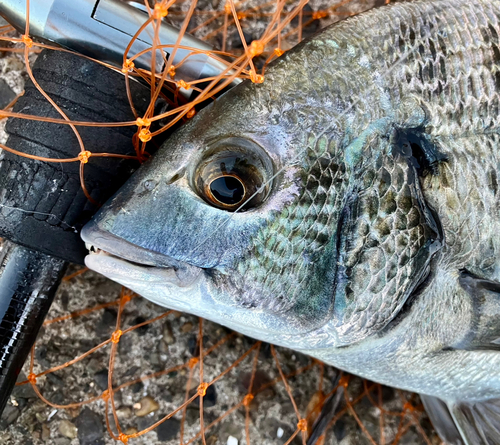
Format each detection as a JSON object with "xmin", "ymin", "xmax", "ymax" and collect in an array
[{"xmin": 80, "ymin": 222, "xmax": 202, "ymax": 286}]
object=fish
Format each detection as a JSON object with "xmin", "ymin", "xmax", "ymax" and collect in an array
[{"xmin": 81, "ymin": 0, "xmax": 500, "ymax": 443}]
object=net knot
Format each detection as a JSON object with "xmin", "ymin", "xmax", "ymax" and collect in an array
[
  {"xmin": 135, "ymin": 117, "xmax": 151, "ymax": 128},
  {"xmin": 21, "ymin": 35, "xmax": 33, "ymax": 48},
  {"xmin": 168, "ymin": 65, "xmax": 176, "ymax": 78},
  {"xmin": 122, "ymin": 59, "xmax": 135, "ymax": 73},
  {"xmin": 247, "ymin": 40, "xmax": 264, "ymax": 58},
  {"xmin": 250, "ymin": 71, "xmax": 264, "ymax": 84},
  {"xmin": 242, "ymin": 394, "xmax": 254, "ymax": 406},
  {"xmin": 118, "ymin": 433, "xmax": 129, "ymax": 444},
  {"xmin": 177, "ymin": 79, "xmax": 191, "ymax": 90},
  {"xmin": 27, "ymin": 373, "xmax": 37, "ymax": 384},
  {"xmin": 101, "ymin": 389, "xmax": 110, "ymax": 400},
  {"xmin": 224, "ymin": 2, "xmax": 232, "ymax": 14},
  {"xmin": 312, "ymin": 11, "xmax": 328, "ymax": 20},
  {"xmin": 121, "ymin": 293, "xmax": 133, "ymax": 304},
  {"xmin": 297, "ymin": 418, "xmax": 308, "ymax": 432},
  {"xmin": 274, "ymin": 48, "xmax": 284, "ymax": 57},
  {"xmin": 197, "ymin": 382, "xmax": 209, "ymax": 396},
  {"xmin": 186, "ymin": 108, "xmax": 196, "ymax": 119},
  {"xmin": 153, "ymin": 3, "xmax": 169, "ymax": 19},
  {"xmin": 138, "ymin": 128, "xmax": 152, "ymax": 142},
  {"xmin": 188, "ymin": 357, "xmax": 199, "ymax": 369},
  {"xmin": 111, "ymin": 330, "xmax": 123, "ymax": 343},
  {"xmin": 403, "ymin": 402, "xmax": 414, "ymax": 412},
  {"xmin": 339, "ymin": 375, "xmax": 349, "ymax": 388},
  {"xmin": 78, "ymin": 151, "xmax": 92, "ymax": 164}
]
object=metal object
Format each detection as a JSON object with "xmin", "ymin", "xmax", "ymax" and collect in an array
[
  {"xmin": 0, "ymin": 0, "xmax": 241, "ymax": 86},
  {"xmin": 0, "ymin": 242, "xmax": 66, "ymax": 413}
]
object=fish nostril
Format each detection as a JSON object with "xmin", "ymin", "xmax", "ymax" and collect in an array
[
  {"xmin": 143, "ymin": 179, "xmax": 157, "ymax": 191},
  {"xmin": 166, "ymin": 172, "xmax": 183, "ymax": 184}
]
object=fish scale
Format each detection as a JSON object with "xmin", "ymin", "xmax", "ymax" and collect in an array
[{"xmin": 233, "ymin": 132, "xmax": 347, "ymax": 314}]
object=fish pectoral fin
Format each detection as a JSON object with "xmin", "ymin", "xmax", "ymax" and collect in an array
[
  {"xmin": 421, "ymin": 393, "xmax": 500, "ymax": 445},
  {"xmin": 448, "ymin": 397, "xmax": 500, "ymax": 445},
  {"xmin": 454, "ymin": 270, "xmax": 500, "ymax": 351},
  {"xmin": 420, "ymin": 394, "xmax": 463, "ymax": 445}
]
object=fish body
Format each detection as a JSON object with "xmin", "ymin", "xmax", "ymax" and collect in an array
[{"xmin": 82, "ymin": 0, "xmax": 500, "ymax": 442}]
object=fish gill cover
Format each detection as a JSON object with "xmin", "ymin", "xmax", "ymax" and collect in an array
[{"xmin": 0, "ymin": 0, "xmax": 440, "ymax": 444}]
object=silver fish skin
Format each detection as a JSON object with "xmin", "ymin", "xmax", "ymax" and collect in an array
[{"xmin": 82, "ymin": 0, "xmax": 500, "ymax": 441}]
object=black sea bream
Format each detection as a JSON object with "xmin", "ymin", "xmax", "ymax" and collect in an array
[{"xmin": 82, "ymin": 1, "xmax": 500, "ymax": 442}]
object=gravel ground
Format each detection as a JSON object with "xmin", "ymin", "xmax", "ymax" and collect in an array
[
  {"xmin": 0, "ymin": 2, "xmax": 442, "ymax": 444},
  {"xmin": 1, "ymin": 265, "xmax": 439, "ymax": 445}
]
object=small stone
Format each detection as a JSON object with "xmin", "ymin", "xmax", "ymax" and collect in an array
[
  {"xmin": 188, "ymin": 335, "xmax": 199, "ymax": 356},
  {"xmin": 47, "ymin": 373, "xmax": 64, "ymax": 388},
  {"xmin": 125, "ymin": 427, "xmax": 138, "ymax": 435},
  {"xmin": 41, "ymin": 423, "xmax": 51, "ymax": 441},
  {"xmin": 35, "ymin": 345, "xmax": 50, "ymax": 369},
  {"xmin": 133, "ymin": 316, "xmax": 149, "ymax": 336},
  {"xmin": 181, "ymin": 322, "xmax": 193, "ymax": 333},
  {"xmin": 206, "ymin": 436, "xmax": 218, "ymax": 445},
  {"xmin": 95, "ymin": 309, "xmax": 117, "ymax": 337},
  {"xmin": 158, "ymin": 341, "xmax": 169, "ymax": 354},
  {"xmin": 162, "ymin": 322, "xmax": 175, "ymax": 345},
  {"xmin": 3, "ymin": 57, "xmax": 24, "ymax": 72},
  {"xmin": 75, "ymin": 407, "xmax": 105, "ymax": 445},
  {"xmin": 36, "ymin": 412, "xmax": 48, "ymax": 423},
  {"xmin": 0, "ymin": 405, "xmax": 20, "ymax": 429},
  {"xmin": 227, "ymin": 436, "xmax": 238, "ymax": 445},
  {"xmin": 94, "ymin": 369, "xmax": 109, "ymax": 391},
  {"xmin": 122, "ymin": 366, "xmax": 140, "ymax": 378},
  {"xmin": 116, "ymin": 406, "xmax": 133, "ymax": 419},
  {"xmin": 53, "ymin": 438, "xmax": 71, "ymax": 445},
  {"xmin": 131, "ymin": 382, "xmax": 143, "ymax": 394},
  {"xmin": 58, "ymin": 420, "xmax": 78, "ymax": 439},
  {"xmin": 149, "ymin": 353, "xmax": 161, "ymax": 366},
  {"xmin": 134, "ymin": 396, "xmax": 159, "ymax": 417},
  {"xmin": 136, "ymin": 415, "xmax": 156, "ymax": 431},
  {"xmin": 227, "ymin": 30, "xmax": 252, "ymax": 49},
  {"xmin": 86, "ymin": 358, "xmax": 102, "ymax": 374},
  {"xmin": 156, "ymin": 417, "xmax": 180, "ymax": 441}
]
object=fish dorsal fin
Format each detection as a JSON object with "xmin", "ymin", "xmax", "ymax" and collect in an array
[
  {"xmin": 449, "ymin": 398, "xmax": 500, "ymax": 445},
  {"xmin": 454, "ymin": 270, "xmax": 500, "ymax": 351},
  {"xmin": 420, "ymin": 394, "xmax": 464, "ymax": 445}
]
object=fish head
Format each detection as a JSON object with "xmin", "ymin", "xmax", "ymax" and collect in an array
[
  {"xmin": 82, "ymin": 31, "xmax": 442, "ymax": 351},
  {"xmin": 82, "ymin": 79, "xmax": 337, "ymax": 348}
]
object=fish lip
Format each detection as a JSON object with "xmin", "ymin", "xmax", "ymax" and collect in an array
[{"xmin": 81, "ymin": 221, "xmax": 187, "ymax": 270}]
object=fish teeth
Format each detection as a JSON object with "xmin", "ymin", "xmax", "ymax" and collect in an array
[{"xmin": 85, "ymin": 243, "xmax": 102, "ymax": 254}]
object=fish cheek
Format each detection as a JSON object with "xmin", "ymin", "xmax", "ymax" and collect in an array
[{"xmin": 332, "ymin": 140, "xmax": 442, "ymax": 345}]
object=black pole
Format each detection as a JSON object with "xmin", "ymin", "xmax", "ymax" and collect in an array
[
  {"xmin": 0, "ymin": 242, "xmax": 66, "ymax": 412},
  {"xmin": 0, "ymin": 49, "xmax": 151, "ymax": 415}
]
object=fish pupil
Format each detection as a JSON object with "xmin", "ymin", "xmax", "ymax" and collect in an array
[{"xmin": 210, "ymin": 176, "xmax": 245, "ymax": 205}]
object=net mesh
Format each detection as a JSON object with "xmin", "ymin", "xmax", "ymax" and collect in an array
[{"xmin": 0, "ymin": 0, "xmax": 441, "ymax": 443}]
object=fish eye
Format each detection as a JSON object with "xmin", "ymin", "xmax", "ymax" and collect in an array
[{"xmin": 193, "ymin": 139, "xmax": 273, "ymax": 211}]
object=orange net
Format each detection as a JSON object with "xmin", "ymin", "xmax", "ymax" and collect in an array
[
  {"xmin": 11, "ymin": 267, "xmax": 438, "ymax": 444},
  {"xmin": 0, "ymin": 0, "xmax": 441, "ymax": 443}
]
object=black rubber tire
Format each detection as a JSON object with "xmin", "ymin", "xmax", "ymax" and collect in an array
[{"xmin": 0, "ymin": 49, "xmax": 151, "ymax": 264}]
